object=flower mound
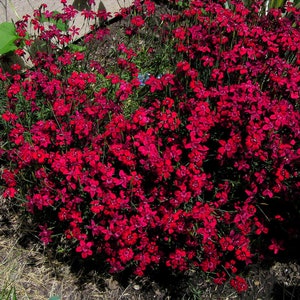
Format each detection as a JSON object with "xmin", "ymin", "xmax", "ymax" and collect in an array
[{"xmin": 0, "ymin": 0, "xmax": 299, "ymax": 293}]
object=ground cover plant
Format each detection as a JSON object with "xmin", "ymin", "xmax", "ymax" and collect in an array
[{"xmin": 0, "ymin": 0, "xmax": 300, "ymax": 297}]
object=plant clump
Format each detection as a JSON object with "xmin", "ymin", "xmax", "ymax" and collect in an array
[{"xmin": 0, "ymin": 0, "xmax": 299, "ymax": 294}]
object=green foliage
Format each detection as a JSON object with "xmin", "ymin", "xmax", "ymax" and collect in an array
[
  {"xmin": 0, "ymin": 10, "xmax": 69, "ymax": 58},
  {"xmin": 67, "ymin": 43, "xmax": 87, "ymax": 53},
  {"xmin": 268, "ymin": 0, "xmax": 287, "ymax": 9},
  {"xmin": 294, "ymin": 0, "xmax": 300, "ymax": 8},
  {"xmin": 0, "ymin": 285, "xmax": 17, "ymax": 300},
  {"xmin": 0, "ymin": 22, "xmax": 19, "ymax": 56},
  {"xmin": 175, "ymin": 0, "xmax": 191, "ymax": 9}
]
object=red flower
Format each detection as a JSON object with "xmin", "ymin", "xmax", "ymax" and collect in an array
[
  {"xmin": 275, "ymin": 165, "xmax": 290, "ymax": 182},
  {"xmin": 83, "ymin": 178, "xmax": 101, "ymax": 198},
  {"xmin": 254, "ymin": 218, "xmax": 269, "ymax": 235},
  {"xmin": 217, "ymin": 138, "xmax": 238, "ymax": 159},
  {"xmin": 119, "ymin": 247, "xmax": 134, "ymax": 264},
  {"xmin": 132, "ymin": 107, "xmax": 150, "ymax": 126},
  {"xmin": 53, "ymin": 98, "xmax": 71, "ymax": 116},
  {"xmin": 122, "ymin": 230, "xmax": 138, "ymax": 246},
  {"xmin": 39, "ymin": 224, "xmax": 53, "ymax": 245},
  {"xmin": 177, "ymin": 61, "xmax": 190, "ymax": 72},
  {"xmin": 1, "ymin": 111, "xmax": 17, "ymax": 122},
  {"xmin": 213, "ymin": 272, "xmax": 227, "ymax": 285},
  {"xmin": 173, "ymin": 27, "xmax": 186, "ymax": 40},
  {"xmin": 145, "ymin": 76, "xmax": 163, "ymax": 93},
  {"xmin": 9, "ymin": 123, "xmax": 25, "ymax": 145},
  {"xmin": 245, "ymin": 131, "xmax": 265, "ymax": 152},
  {"xmin": 189, "ymin": 173, "xmax": 207, "ymax": 196},
  {"xmin": 235, "ymin": 246, "xmax": 252, "ymax": 262},
  {"xmin": 7, "ymin": 83, "xmax": 21, "ymax": 97},
  {"xmin": 225, "ymin": 260, "xmax": 237, "ymax": 273},
  {"xmin": 268, "ymin": 239, "xmax": 285, "ymax": 254},
  {"xmin": 230, "ymin": 276, "xmax": 248, "ymax": 293},
  {"xmin": 131, "ymin": 16, "xmax": 144, "ymax": 27},
  {"xmin": 219, "ymin": 237, "xmax": 234, "ymax": 252},
  {"xmin": 1, "ymin": 169, "xmax": 17, "ymax": 187},
  {"xmin": 3, "ymin": 188, "xmax": 17, "ymax": 198},
  {"xmin": 90, "ymin": 200, "xmax": 104, "ymax": 214},
  {"xmin": 166, "ymin": 249, "xmax": 188, "ymax": 271},
  {"xmin": 76, "ymin": 240, "xmax": 94, "ymax": 258}
]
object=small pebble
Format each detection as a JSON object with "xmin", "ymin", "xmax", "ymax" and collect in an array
[{"xmin": 133, "ymin": 284, "xmax": 141, "ymax": 290}]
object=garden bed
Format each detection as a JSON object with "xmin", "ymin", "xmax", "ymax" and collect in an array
[{"xmin": 1, "ymin": 0, "xmax": 300, "ymax": 299}]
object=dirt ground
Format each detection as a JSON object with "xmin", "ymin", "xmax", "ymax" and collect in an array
[{"xmin": 1, "ymin": 211, "xmax": 300, "ymax": 300}]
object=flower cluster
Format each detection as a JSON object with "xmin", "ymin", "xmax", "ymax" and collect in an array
[{"xmin": 0, "ymin": 0, "xmax": 299, "ymax": 293}]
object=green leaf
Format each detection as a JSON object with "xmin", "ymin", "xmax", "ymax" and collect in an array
[
  {"xmin": 11, "ymin": 287, "xmax": 17, "ymax": 300},
  {"xmin": 68, "ymin": 43, "xmax": 87, "ymax": 52},
  {"xmin": 294, "ymin": 0, "xmax": 300, "ymax": 8},
  {"xmin": 268, "ymin": 0, "xmax": 286, "ymax": 9},
  {"xmin": 0, "ymin": 22, "xmax": 19, "ymax": 55},
  {"xmin": 53, "ymin": 18, "xmax": 69, "ymax": 32},
  {"xmin": 0, "ymin": 285, "xmax": 17, "ymax": 300}
]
